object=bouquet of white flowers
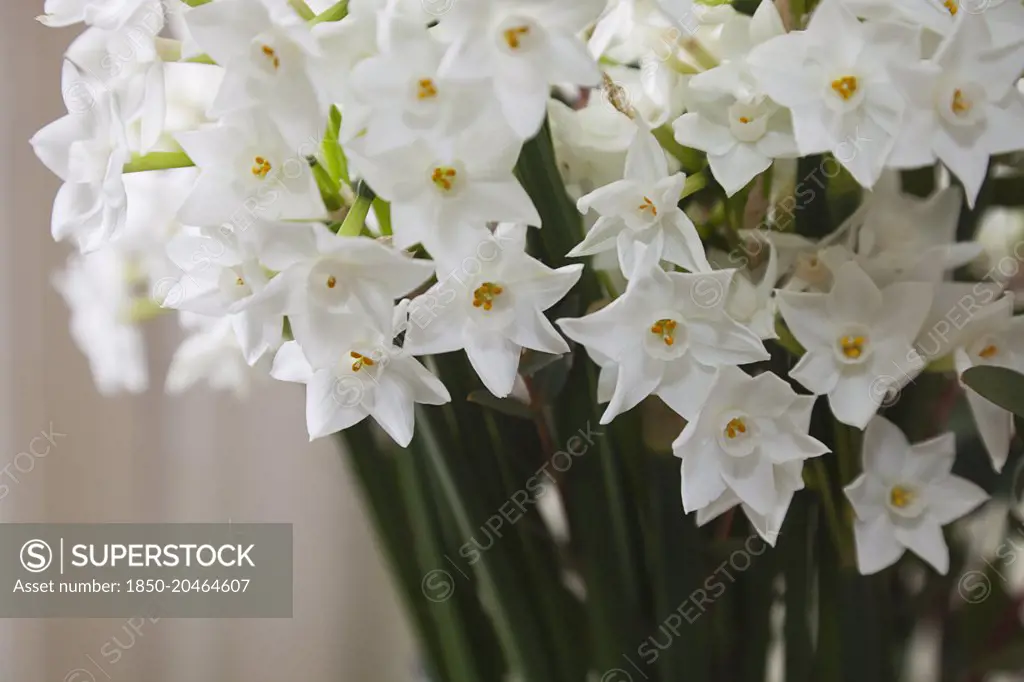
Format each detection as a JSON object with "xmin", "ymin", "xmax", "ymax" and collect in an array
[{"xmin": 32, "ymin": 0, "xmax": 1024, "ymax": 678}]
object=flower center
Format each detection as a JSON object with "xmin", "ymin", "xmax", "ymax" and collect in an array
[
  {"xmin": 326, "ymin": 275, "xmax": 337, "ymax": 290},
  {"xmin": 951, "ymin": 88, "xmax": 972, "ymax": 117},
  {"xmin": 889, "ymin": 485, "xmax": 915, "ymax": 509},
  {"xmin": 472, "ymin": 282, "xmax": 504, "ymax": 311},
  {"xmin": 503, "ymin": 25, "xmax": 530, "ymax": 50},
  {"xmin": 650, "ymin": 318, "xmax": 677, "ymax": 346},
  {"xmin": 831, "ymin": 76, "xmax": 858, "ymax": 101},
  {"xmin": 724, "ymin": 417, "xmax": 747, "ymax": 440},
  {"xmin": 417, "ymin": 78, "xmax": 438, "ymax": 100},
  {"xmin": 739, "ymin": 116, "xmax": 751, "ymax": 124},
  {"xmin": 349, "ymin": 351, "xmax": 375, "ymax": 372},
  {"xmin": 431, "ymin": 166, "xmax": 458, "ymax": 192},
  {"xmin": 638, "ymin": 196, "xmax": 658, "ymax": 217},
  {"xmin": 261, "ymin": 44, "xmax": 280, "ymax": 70},
  {"xmin": 251, "ymin": 155, "xmax": 272, "ymax": 179},
  {"xmin": 944, "ymin": 0, "xmax": 958, "ymax": 14},
  {"xmin": 839, "ymin": 334, "xmax": 868, "ymax": 360}
]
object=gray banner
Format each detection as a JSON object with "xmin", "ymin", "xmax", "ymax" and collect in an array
[{"xmin": 0, "ymin": 524, "xmax": 292, "ymax": 617}]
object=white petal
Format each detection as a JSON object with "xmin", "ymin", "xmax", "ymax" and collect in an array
[
  {"xmin": 925, "ymin": 476, "xmax": 988, "ymax": 525},
  {"xmin": 465, "ymin": 330, "xmax": 521, "ymax": 398},
  {"xmin": 853, "ymin": 515, "xmax": 905, "ymax": 575},
  {"xmin": 894, "ymin": 519, "xmax": 949, "ymax": 574},
  {"xmin": 789, "ymin": 351, "xmax": 840, "ymax": 396}
]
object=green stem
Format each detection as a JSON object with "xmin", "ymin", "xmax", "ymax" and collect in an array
[
  {"xmin": 288, "ymin": 0, "xmax": 316, "ymax": 20},
  {"xmin": 123, "ymin": 151, "xmax": 194, "ymax": 174},
  {"xmin": 338, "ymin": 182, "xmax": 375, "ymax": 237},
  {"xmin": 180, "ymin": 0, "xmax": 210, "ymax": 5},
  {"xmin": 808, "ymin": 458, "xmax": 852, "ymax": 567},
  {"xmin": 680, "ymin": 171, "xmax": 708, "ymax": 200},
  {"xmin": 310, "ymin": 0, "xmax": 349, "ymax": 24}
]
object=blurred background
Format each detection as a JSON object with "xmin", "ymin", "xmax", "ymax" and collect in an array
[{"xmin": 0, "ymin": 3, "xmax": 417, "ymax": 679}]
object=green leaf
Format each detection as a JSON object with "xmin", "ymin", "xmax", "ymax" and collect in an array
[{"xmin": 962, "ymin": 365, "xmax": 1024, "ymax": 417}]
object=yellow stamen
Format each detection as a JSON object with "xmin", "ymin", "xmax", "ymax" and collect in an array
[
  {"xmin": 236, "ymin": 277, "xmax": 245, "ymax": 286},
  {"xmin": 831, "ymin": 76, "xmax": 858, "ymax": 101},
  {"xmin": 417, "ymin": 78, "xmax": 438, "ymax": 100},
  {"xmin": 472, "ymin": 282, "xmax": 504, "ymax": 311},
  {"xmin": 431, "ymin": 166, "xmax": 457, "ymax": 192},
  {"xmin": 350, "ymin": 351, "xmax": 375, "ymax": 372},
  {"xmin": 651, "ymin": 318, "xmax": 677, "ymax": 346},
  {"xmin": 638, "ymin": 196, "xmax": 658, "ymax": 217},
  {"xmin": 739, "ymin": 116, "xmax": 751, "ymax": 124},
  {"xmin": 889, "ymin": 485, "xmax": 915, "ymax": 509},
  {"xmin": 840, "ymin": 335, "xmax": 866, "ymax": 360},
  {"xmin": 943, "ymin": 0, "xmax": 958, "ymax": 14},
  {"xmin": 251, "ymin": 155, "xmax": 272, "ymax": 179},
  {"xmin": 261, "ymin": 44, "xmax": 280, "ymax": 70},
  {"xmin": 326, "ymin": 275, "xmax": 337, "ymax": 290},
  {"xmin": 724, "ymin": 417, "xmax": 747, "ymax": 440},
  {"xmin": 979, "ymin": 344, "xmax": 998, "ymax": 359},
  {"xmin": 503, "ymin": 26, "xmax": 530, "ymax": 50},
  {"xmin": 951, "ymin": 88, "xmax": 971, "ymax": 116}
]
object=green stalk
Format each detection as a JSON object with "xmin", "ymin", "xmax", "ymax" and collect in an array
[
  {"xmin": 180, "ymin": 0, "xmax": 210, "ymax": 6},
  {"xmin": 123, "ymin": 151, "xmax": 194, "ymax": 174},
  {"xmin": 311, "ymin": 0, "xmax": 349, "ymax": 24},
  {"xmin": 338, "ymin": 182, "xmax": 375, "ymax": 236},
  {"xmin": 288, "ymin": 0, "xmax": 316, "ymax": 20}
]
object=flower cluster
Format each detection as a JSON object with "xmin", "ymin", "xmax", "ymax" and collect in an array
[{"xmin": 32, "ymin": 0, "xmax": 1024, "ymax": 574}]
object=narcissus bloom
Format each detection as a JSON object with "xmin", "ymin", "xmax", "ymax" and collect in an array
[
  {"xmin": 674, "ymin": 366, "xmax": 829, "ymax": 545},
  {"xmin": 776, "ymin": 261, "xmax": 933, "ymax": 429},
  {"xmin": 845, "ymin": 415, "xmax": 987, "ymax": 574}
]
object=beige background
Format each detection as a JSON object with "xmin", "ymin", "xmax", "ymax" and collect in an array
[{"xmin": 0, "ymin": 3, "xmax": 416, "ymax": 680}]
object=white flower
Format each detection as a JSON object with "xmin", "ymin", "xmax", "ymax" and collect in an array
[
  {"xmin": 851, "ymin": 175, "xmax": 980, "ymax": 283},
  {"xmin": 674, "ymin": 366, "xmax": 829, "ymax": 545},
  {"xmin": 840, "ymin": 0, "xmax": 1024, "ymax": 51},
  {"xmin": 53, "ymin": 248, "xmax": 147, "ymax": 395},
  {"xmin": 162, "ymin": 222, "xmax": 285, "ymax": 366},
  {"xmin": 166, "ymin": 312, "xmax": 262, "ymax": 397},
  {"xmin": 558, "ymin": 248, "xmax": 768, "ymax": 423},
  {"xmin": 437, "ymin": 0, "xmax": 603, "ymax": 139},
  {"xmin": 748, "ymin": 0, "xmax": 916, "ymax": 187},
  {"xmin": 184, "ymin": 0, "xmax": 326, "ymax": 147},
  {"xmin": 845, "ymin": 415, "xmax": 987, "ymax": 574},
  {"xmin": 245, "ymin": 224, "xmax": 436, "ymax": 370},
  {"xmin": 352, "ymin": 119, "xmax": 539, "ymax": 253},
  {"xmin": 936, "ymin": 293, "xmax": 1024, "ymax": 472},
  {"xmin": 776, "ymin": 261, "xmax": 933, "ymax": 429},
  {"xmin": 174, "ymin": 111, "xmax": 326, "ymax": 228},
  {"xmin": 31, "ymin": 61, "xmax": 130, "ymax": 252},
  {"xmin": 570, "ymin": 124, "xmax": 709, "ymax": 277},
  {"xmin": 39, "ymin": 0, "xmax": 159, "ymax": 29},
  {"xmin": 717, "ymin": 233, "xmax": 782, "ymax": 340},
  {"xmin": 270, "ymin": 315, "xmax": 451, "ymax": 445},
  {"xmin": 348, "ymin": 17, "xmax": 491, "ymax": 155},
  {"xmin": 404, "ymin": 224, "xmax": 582, "ymax": 398},
  {"xmin": 888, "ymin": 15, "xmax": 1024, "ymax": 207},
  {"xmin": 672, "ymin": 0, "xmax": 797, "ymax": 196}
]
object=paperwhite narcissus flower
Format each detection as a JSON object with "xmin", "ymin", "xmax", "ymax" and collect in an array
[
  {"xmin": 776, "ymin": 261, "xmax": 933, "ymax": 429},
  {"xmin": 748, "ymin": 0, "xmax": 917, "ymax": 188},
  {"xmin": 352, "ymin": 120, "xmax": 540, "ymax": 253},
  {"xmin": 851, "ymin": 175, "xmax": 981, "ymax": 283},
  {"xmin": 672, "ymin": 0, "xmax": 797, "ymax": 196},
  {"xmin": 162, "ymin": 223, "xmax": 284, "ymax": 366},
  {"xmin": 403, "ymin": 224, "xmax": 582, "ymax": 398},
  {"xmin": 244, "ymin": 224, "xmax": 436, "ymax": 370},
  {"xmin": 270, "ymin": 314, "xmax": 451, "ymax": 444},
  {"xmin": 840, "ymin": 0, "xmax": 1024, "ymax": 51},
  {"xmin": 53, "ymin": 249, "xmax": 148, "ymax": 395},
  {"xmin": 174, "ymin": 112, "xmax": 326, "ymax": 228},
  {"xmin": 348, "ymin": 18, "xmax": 489, "ymax": 155},
  {"xmin": 845, "ymin": 415, "xmax": 987, "ymax": 574},
  {"xmin": 436, "ymin": 0, "xmax": 604, "ymax": 139},
  {"xmin": 184, "ymin": 0, "xmax": 326, "ymax": 148},
  {"xmin": 166, "ymin": 312, "xmax": 261, "ymax": 398},
  {"xmin": 887, "ymin": 15, "xmax": 1024, "ymax": 207},
  {"xmin": 674, "ymin": 366, "xmax": 829, "ymax": 544},
  {"xmin": 570, "ymin": 125, "xmax": 709, "ymax": 277},
  {"xmin": 38, "ymin": 0, "xmax": 158, "ymax": 29},
  {"xmin": 31, "ymin": 61, "xmax": 130, "ymax": 253},
  {"xmin": 936, "ymin": 293, "xmax": 1024, "ymax": 472},
  {"xmin": 558, "ymin": 248, "xmax": 769, "ymax": 423}
]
